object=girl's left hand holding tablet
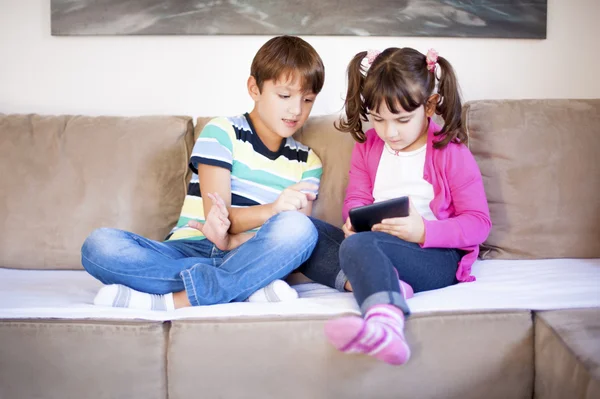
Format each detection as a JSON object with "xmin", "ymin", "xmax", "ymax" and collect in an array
[{"xmin": 371, "ymin": 200, "xmax": 426, "ymax": 244}]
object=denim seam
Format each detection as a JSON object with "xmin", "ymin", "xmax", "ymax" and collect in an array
[
  {"xmin": 180, "ymin": 269, "xmax": 199, "ymax": 306},
  {"xmin": 81, "ymin": 252, "xmax": 180, "ymax": 282}
]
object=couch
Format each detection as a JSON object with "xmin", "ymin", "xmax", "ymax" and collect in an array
[{"xmin": 0, "ymin": 99, "xmax": 599, "ymax": 399}]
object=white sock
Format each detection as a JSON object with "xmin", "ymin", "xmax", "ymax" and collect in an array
[
  {"xmin": 93, "ymin": 284, "xmax": 175, "ymax": 311},
  {"xmin": 246, "ymin": 279, "xmax": 298, "ymax": 303}
]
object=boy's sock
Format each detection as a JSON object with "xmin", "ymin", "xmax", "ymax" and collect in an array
[
  {"xmin": 324, "ymin": 304, "xmax": 410, "ymax": 365},
  {"xmin": 246, "ymin": 279, "xmax": 299, "ymax": 302},
  {"xmin": 93, "ymin": 284, "xmax": 175, "ymax": 311}
]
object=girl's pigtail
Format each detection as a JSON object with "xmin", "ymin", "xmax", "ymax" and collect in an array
[
  {"xmin": 335, "ymin": 51, "xmax": 369, "ymax": 143},
  {"xmin": 434, "ymin": 56, "xmax": 468, "ymax": 147}
]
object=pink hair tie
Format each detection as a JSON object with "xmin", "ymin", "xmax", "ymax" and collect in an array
[
  {"xmin": 365, "ymin": 49, "xmax": 381, "ymax": 66},
  {"xmin": 426, "ymin": 48, "xmax": 439, "ymax": 72}
]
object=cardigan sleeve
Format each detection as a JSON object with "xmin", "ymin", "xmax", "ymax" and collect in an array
[{"xmin": 422, "ymin": 144, "xmax": 492, "ymax": 248}]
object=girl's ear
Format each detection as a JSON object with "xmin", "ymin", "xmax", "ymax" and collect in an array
[
  {"xmin": 425, "ymin": 94, "xmax": 440, "ymax": 117},
  {"xmin": 247, "ymin": 76, "xmax": 261, "ymax": 101}
]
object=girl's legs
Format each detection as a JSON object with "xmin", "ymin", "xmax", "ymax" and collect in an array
[
  {"xmin": 325, "ymin": 231, "xmax": 461, "ymax": 365},
  {"xmin": 297, "ymin": 218, "xmax": 415, "ymax": 297}
]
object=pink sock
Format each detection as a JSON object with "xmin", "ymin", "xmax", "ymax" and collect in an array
[
  {"xmin": 324, "ymin": 304, "xmax": 410, "ymax": 365},
  {"xmin": 393, "ymin": 267, "xmax": 414, "ymax": 299},
  {"xmin": 399, "ymin": 280, "xmax": 414, "ymax": 299}
]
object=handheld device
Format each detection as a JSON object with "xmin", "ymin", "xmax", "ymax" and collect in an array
[{"xmin": 349, "ymin": 196, "xmax": 410, "ymax": 232}]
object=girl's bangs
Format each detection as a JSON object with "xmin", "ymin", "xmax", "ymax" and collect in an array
[{"xmin": 365, "ymin": 74, "xmax": 425, "ymax": 115}]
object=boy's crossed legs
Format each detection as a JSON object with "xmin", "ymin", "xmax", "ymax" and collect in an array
[{"xmin": 82, "ymin": 210, "xmax": 317, "ymax": 310}]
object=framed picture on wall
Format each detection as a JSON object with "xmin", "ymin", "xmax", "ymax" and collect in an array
[{"xmin": 51, "ymin": 0, "xmax": 547, "ymax": 39}]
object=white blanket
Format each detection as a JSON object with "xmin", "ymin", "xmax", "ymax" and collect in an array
[{"xmin": 1, "ymin": 258, "xmax": 599, "ymax": 321}]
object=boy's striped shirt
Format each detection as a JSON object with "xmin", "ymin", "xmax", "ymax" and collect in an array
[{"xmin": 167, "ymin": 113, "xmax": 322, "ymax": 241}]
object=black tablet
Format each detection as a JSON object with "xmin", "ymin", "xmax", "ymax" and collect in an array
[{"xmin": 349, "ymin": 196, "xmax": 410, "ymax": 232}]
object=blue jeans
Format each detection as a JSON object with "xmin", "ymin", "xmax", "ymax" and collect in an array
[
  {"xmin": 300, "ymin": 219, "xmax": 461, "ymax": 315},
  {"xmin": 341, "ymin": 232, "xmax": 461, "ymax": 315},
  {"xmin": 81, "ymin": 211, "xmax": 318, "ymax": 306},
  {"xmin": 297, "ymin": 217, "xmax": 348, "ymax": 291}
]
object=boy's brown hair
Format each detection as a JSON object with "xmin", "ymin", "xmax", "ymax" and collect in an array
[{"xmin": 250, "ymin": 36, "xmax": 325, "ymax": 95}]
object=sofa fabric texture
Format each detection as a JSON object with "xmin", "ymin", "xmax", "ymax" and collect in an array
[
  {"xmin": 535, "ymin": 308, "xmax": 600, "ymax": 399},
  {"xmin": 465, "ymin": 99, "xmax": 600, "ymax": 260},
  {"xmin": 0, "ymin": 320, "xmax": 168, "ymax": 399},
  {"xmin": 168, "ymin": 311, "xmax": 533, "ymax": 399},
  {"xmin": 0, "ymin": 114, "xmax": 194, "ymax": 270}
]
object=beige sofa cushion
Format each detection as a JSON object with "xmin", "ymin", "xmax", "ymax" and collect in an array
[
  {"xmin": 196, "ymin": 115, "xmax": 355, "ymax": 228},
  {"xmin": 294, "ymin": 114, "xmax": 356, "ymax": 227},
  {"xmin": 535, "ymin": 309, "xmax": 600, "ymax": 399},
  {"xmin": 0, "ymin": 320, "xmax": 168, "ymax": 399},
  {"xmin": 465, "ymin": 100, "xmax": 600, "ymax": 259},
  {"xmin": 168, "ymin": 311, "xmax": 533, "ymax": 399},
  {"xmin": 0, "ymin": 114, "xmax": 194, "ymax": 270}
]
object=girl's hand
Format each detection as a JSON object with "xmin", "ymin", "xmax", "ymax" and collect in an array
[
  {"xmin": 188, "ymin": 192, "xmax": 231, "ymax": 250},
  {"xmin": 372, "ymin": 200, "xmax": 426, "ymax": 244},
  {"xmin": 342, "ymin": 216, "xmax": 356, "ymax": 238}
]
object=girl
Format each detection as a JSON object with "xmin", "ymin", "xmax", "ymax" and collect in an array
[{"xmin": 320, "ymin": 47, "xmax": 491, "ymax": 365}]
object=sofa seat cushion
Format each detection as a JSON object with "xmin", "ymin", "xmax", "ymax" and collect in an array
[
  {"xmin": 0, "ymin": 114, "xmax": 194, "ymax": 270},
  {"xmin": 0, "ymin": 319, "xmax": 168, "ymax": 399},
  {"xmin": 535, "ymin": 308, "xmax": 600, "ymax": 399},
  {"xmin": 1, "ymin": 258, "xmax": 599, "ymax": 321},
  {"xmin": 168, "ymin": 311, "xmax": 533, "ymax": 399}
]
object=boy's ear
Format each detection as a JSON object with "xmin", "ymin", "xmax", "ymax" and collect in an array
[
  {"xmin": 425, "ymin": 94, "xmax": 440, "ymax": 117},
  {"xmin": 247, "ymin": 76, "xmax": 261, "ymax": 101}
]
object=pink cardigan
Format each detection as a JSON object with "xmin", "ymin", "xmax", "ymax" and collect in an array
[{"xmin": 343, "ymin": 121, "xmax": 491, "ymax": 282}]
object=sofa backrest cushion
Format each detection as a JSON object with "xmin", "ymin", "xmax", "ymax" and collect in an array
[
  {"xmin": 293, "ymin": 115, "xmax": 356, "ymax": 227},
  {"xmin": 465, "ymin": 99, "xmax": 600, "ymax": 259},
  {"xmin": 0, "ymin": 114, "xmax": 194, "ymax": 270},
  {"xmin": 195, "ymin": 115, "xmax": 355, "ymax": 228}
]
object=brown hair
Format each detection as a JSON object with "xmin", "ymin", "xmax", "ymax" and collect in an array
[
  {"xmin": 335, "ymin": 47, "xmax": 466, "ymax": 148},
  {"xmin": 250, "ymin": 36, "xmax": 325, "ymax": 95}
]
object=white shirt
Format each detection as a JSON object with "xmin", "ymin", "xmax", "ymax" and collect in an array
[{"xmin": 372, "ymin": 143, "xmax": 437, "ymax": 221}]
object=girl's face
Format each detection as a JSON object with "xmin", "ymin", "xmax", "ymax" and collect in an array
[{"xmin": 370, "ymin": 96, "xmax": 437, "ymax": 152}]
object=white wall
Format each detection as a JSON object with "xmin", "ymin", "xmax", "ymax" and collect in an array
[{"xmin": 1, "ymin": 0, "xmax": 599, "ymax": 118}]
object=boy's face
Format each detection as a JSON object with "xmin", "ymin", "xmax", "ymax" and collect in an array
[{"xmin": 248, "ymin": 74, "xmax": 317, "ymax": 139}]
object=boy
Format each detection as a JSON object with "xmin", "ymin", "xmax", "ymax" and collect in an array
[{"xmin": 81, "ymin": 36, "xmax": 327, "ymax": 310}]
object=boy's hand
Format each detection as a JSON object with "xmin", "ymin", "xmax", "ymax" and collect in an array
[
  {"xmin": 271, "ymin": 182, "xmax": 318, "ymax": 215},
  {"xmin": 342, "ymin": 216, "xmax": 356, "ymax": 238},
  {"xmin": 187, "ymin": 192, "xmax": 231, "ymax": 250},
  {"xmin": 371, "ymin": 200, "xmax": 426, "ymax": 244}
]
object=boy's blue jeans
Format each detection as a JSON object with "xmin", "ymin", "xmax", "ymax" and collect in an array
[{"xmin": 81, "ymin": 211, "xmax": 318, "ymax": 306}]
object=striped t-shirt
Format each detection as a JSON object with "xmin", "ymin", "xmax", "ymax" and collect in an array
[{"xmin": 167, "ymin": 113, "xmax": 323, "ymax": 241}]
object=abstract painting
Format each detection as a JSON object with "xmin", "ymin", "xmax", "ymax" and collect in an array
[{"xmin": 51, "ymin": 0, "xmax": 547, "ymax": 39}]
